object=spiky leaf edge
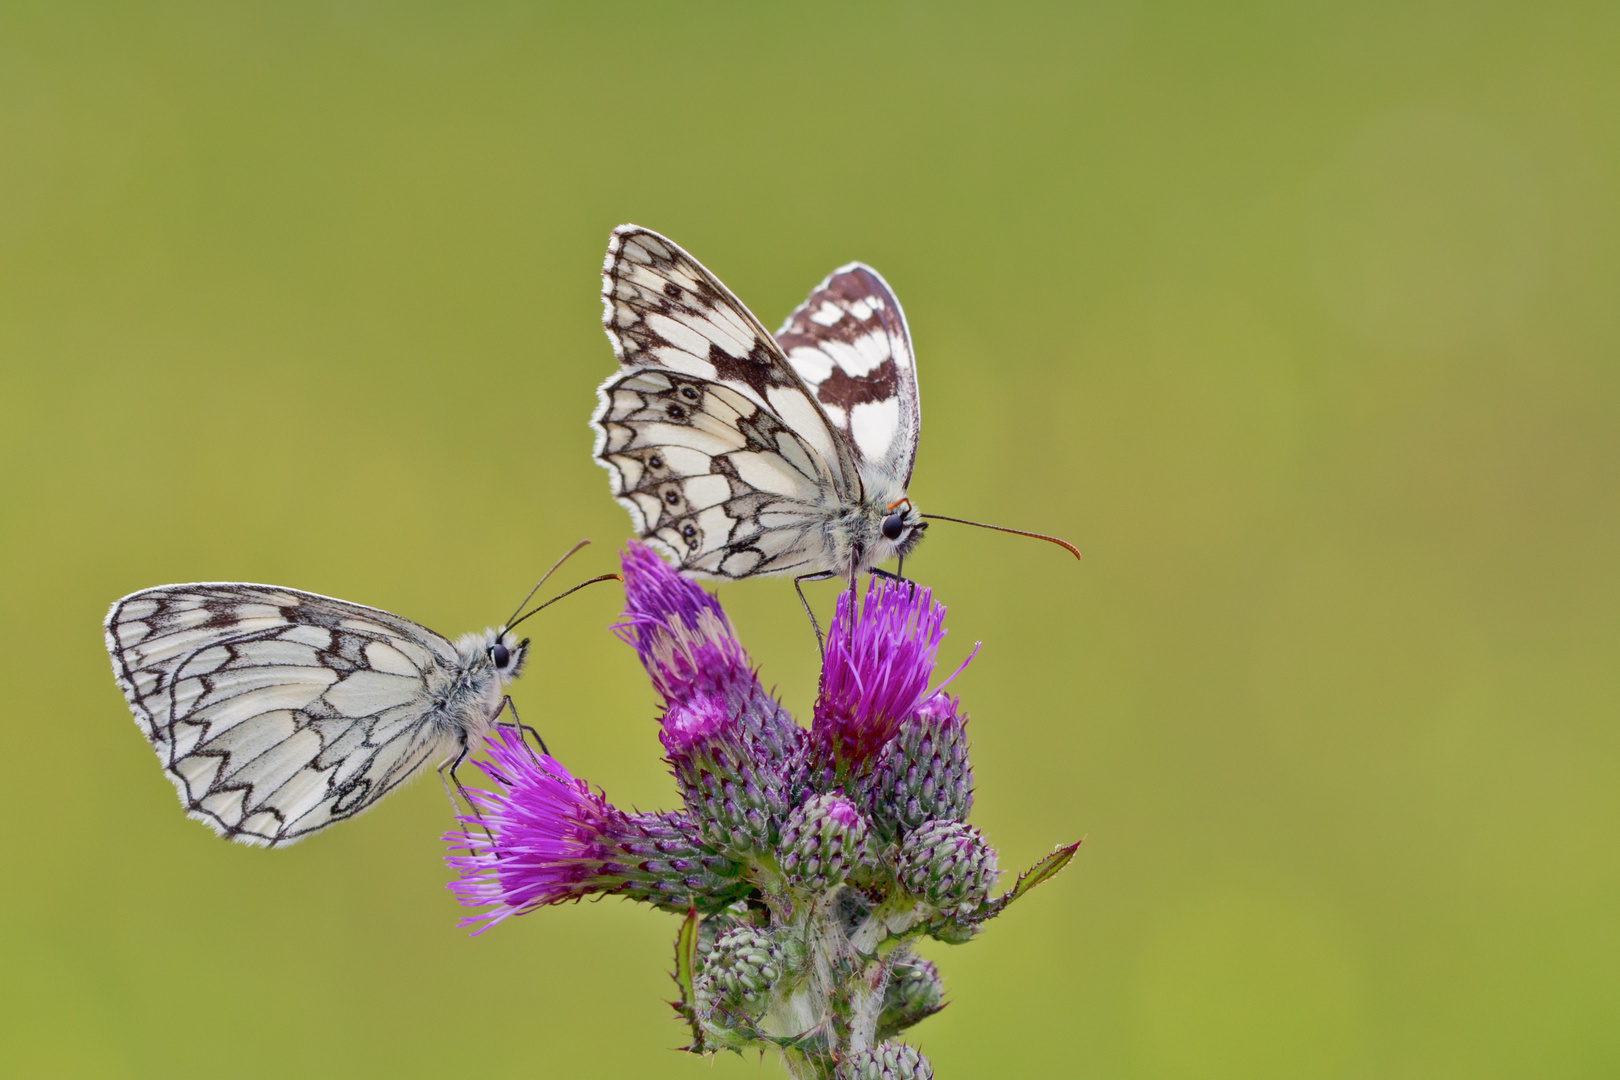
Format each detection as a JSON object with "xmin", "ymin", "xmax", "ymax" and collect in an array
[{"xmin": 670, "ymin": 906, "xmax": 704, "ymax": 1052}]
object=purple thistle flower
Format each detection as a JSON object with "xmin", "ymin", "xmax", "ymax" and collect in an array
[
  {"xmin": 444, "ymin": 729, "xmax": 627, "ymax": 932},
  {"xmin": 437, "ymin": 552, "xmax": 1080, "ymax": 1071},
  {"xmin": 659, "ymin": 697, "xmax": 731, "ymax": 760},
  {"xmin": 812, "ymin": 577, "xmax": 979, "ymax": 767},
  {"xmin": 445, "ymin": 729, "xmax": 742, "ymax": 933},
  {"xmin": 618, "ymin": 543, "xmax": 804, "ymax": 770},
  {"xmin": 615, "ymin": 542, "xmax": 750, "ymax": 705}
]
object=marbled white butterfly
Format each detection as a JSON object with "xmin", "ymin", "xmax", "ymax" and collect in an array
[
  {"xmin": 104, "ymin": 550, "xmax": 611, "ymax": 847},
  {"xmin": 592, "ymin": 226, "xmax": 1077, "ymax": 610}
]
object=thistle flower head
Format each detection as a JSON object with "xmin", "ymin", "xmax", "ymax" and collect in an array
[
  {"xmin": 835, "ymin": 1043, "xmax": 935, "ymax": 1080},
  {"xmin": 444, "ymin": 729, "xmax": 631, "ymax": 932},
  {"xmin": 813, "ymin": 577, "xmax": 976, "ymax": 767},
  {"xmin": 895, "ymin": 819, "xmax": 1000, "ymax": 917},
  {"xmin": 659, "ymin": 696, "xmax": 732, "ymax": 760},
  {"xmin": 615, "ymin": 542, "xmax": 750, "ymax": 704},
  {"xmin": 438, "ymin": 557, "xmax": 1080, "ymax": 1074},
  {"xmin": 877, "ymin": 957, "xmax": 946, "ymax": 1041},
  {"xmin": 778, "ymin": 792, "xmax": 870, "ymax": 892},
  {"xmin": 864, "ymin": 692, "xmax": 973, "ymax": 840}
]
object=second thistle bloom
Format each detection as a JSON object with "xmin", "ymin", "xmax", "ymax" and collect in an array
[
  {"xmin": 619, "ymin": 543, "xmax": 802, "ymax": 768},
  {"xmin": 616, "ymin": 542, "xmax": 750, "ymax": 705},
  {"xmin": 812, "ymin": 577, "xmax": 977, "ymax": 769}
]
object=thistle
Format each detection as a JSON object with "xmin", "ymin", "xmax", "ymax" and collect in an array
[{"xmin": 443, "ymin": 544, "xmax": 1081, "ymax": 1077}]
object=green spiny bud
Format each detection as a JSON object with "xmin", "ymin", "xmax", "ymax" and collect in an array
[
  {"xmin": 779, "ymin": 793, "xmax": 870, "ymax": 892},
  {"xmin": 876, "ymin": 957, "xmax": 945, "ymax": 1040},
  {"xmin": 865, "ymin": 696, "xmax": 972, "ymax": 840},
  {"xmin": 835, "ymin": 1042, "xmax": 934, "ymax": 1079},
  {"xmin": 894, "ymin": 819, "xmax": 998, "ymax": 915},
  {"xmin": 662, "ymin": 700, "xmax": 787, "ymax": 859},
  {"xmin": 693, "ymin": 926, "xmax": 784, "ymax": 1046}
]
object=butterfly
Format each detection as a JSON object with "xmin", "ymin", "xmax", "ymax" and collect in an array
[
  {"xmin": 103, "ymin": 558, "xmax": 610, "ymax": 847},
  {"xmin": 592, "ymin": 225, "xmax": 928, "ymax": 593}
]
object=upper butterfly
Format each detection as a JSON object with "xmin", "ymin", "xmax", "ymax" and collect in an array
[
  {"xmin": 592, "ymin": 225, "xmax": 925, "ymax": 585},
  {"xmin": 105, "ymin": 583, "xmax": 544, "ymax": 847}
]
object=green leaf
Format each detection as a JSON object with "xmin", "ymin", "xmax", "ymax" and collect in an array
[
  {"xmin": 670, "ymin": 907, "xmax": 703, "ymax": 1050},
  {"xmin": 976, "ymin": 840, "xmax": 1082, "ymax": 922}
]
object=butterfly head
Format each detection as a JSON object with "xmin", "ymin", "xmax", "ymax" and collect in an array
[
  {"xmin": 878, "ymin": 498, "xmax": 928, "ymax": 562},
  {"xmin": 484, "ymin": 627, "xmax": 530, "ymax": 683}
]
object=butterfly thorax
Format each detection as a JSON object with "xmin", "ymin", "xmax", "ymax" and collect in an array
[
  {"xmin": 430, "ymin": 629, "xmax": 524, "ymax": 742},
  {"xmin": 828, "ymin": 487, "xmax": 928, "ymax": 581}
]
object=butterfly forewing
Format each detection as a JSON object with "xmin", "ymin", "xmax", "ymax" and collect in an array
[
  {"xmin": 106, "ymin": 584, "xmax": 461, "ymax": 847},
  {"xmin": 600, "ymin": 225, "xmax": 858, "ymax": 494},
  {"xmin": 775, "ymin": 263, "xmax": 922, "ymax": 487}
]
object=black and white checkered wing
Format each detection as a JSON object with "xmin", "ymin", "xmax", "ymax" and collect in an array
[
  {"xmin": 105, "ymin": 584, "xmax": 458, "ymax": 847},
  {"xmin": 594, "ymin": 368, "xmax": 850, "ymax": 578},
  {"xmin": 594, "ymin": 225, "xmax": 863, "ymax": 578},
  {"xmin": 776, "ymin": 263, "xmax": 921, "ymax": 488}
]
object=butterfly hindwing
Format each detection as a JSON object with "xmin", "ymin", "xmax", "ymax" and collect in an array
[
  {"xmin": 593, "ymin": 369, "xmax": 837, "ymax": 579},
  {"xmin": 105, "ymin": 584, "xmax": 458, "ymax": 847},
  {"xmin": 775, "ymin": 263, "xmax": 921, "ymax": 487}
]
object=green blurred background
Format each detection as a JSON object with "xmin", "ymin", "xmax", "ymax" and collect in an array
[{"xmin": 3, "ymin": 2, "xmax": 1616, "ymax": 1076}]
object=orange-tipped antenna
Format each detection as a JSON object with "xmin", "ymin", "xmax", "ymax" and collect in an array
[
  {"xmin": 920, "ymin": 514, "xmax": 1082, "ymax": 560},
  {"xmin": 508, "ymin": 574, "xmax": 621, "ymax": 632},
  {"xmin": 504, "ymin": 539, "xmax": 593, "ymax": 628}
]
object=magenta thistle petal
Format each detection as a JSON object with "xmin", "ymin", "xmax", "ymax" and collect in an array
[
  {"xmin": 614, "ymin": 542, "xmax": 750, "ymax": 705},
  {"xmin": 659, "ymin": 697, "xmax": 731, "ymax": 760},
  {"xmin": 812, "ymin": 577, "xmax": 975, "ymax": 766},
  {"xmin": 444, "ymin": 729, "xmax": 633, "ymax": 933}
]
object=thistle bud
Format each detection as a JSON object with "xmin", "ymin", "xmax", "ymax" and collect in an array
[
  {"xmin": 662, "ymin": 698, "xmax": 787, "ymax": 859},
  {"xmin": 694, "ymin": 926, "xmax": 785, "ymax": 1046},
  {"xmin": 865, "ymin": 693, "xmax": 972, "ymax": 841},
  {"xmin": 876, "ymin": 957, "xmax": 945, "ymax": 1040},
  {"xmin": 834, "ymin": 1042, "xmax": 934, "ymax": 1080},
  {"xmin": 779, "ymin": 793, "xmax": 870, "ymax": 892},
  {"xmin": 894, "ymin": 820, "xmax": 999, "ymax": 915}
]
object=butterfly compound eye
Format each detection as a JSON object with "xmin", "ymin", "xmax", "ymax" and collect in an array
[
  {"xmin": 882, "ymin": 511, "xmax": 907, "ymax": 541},
  {"xmin": 491, "ymin": 642, "xmax": 511, "ymax": 669}
]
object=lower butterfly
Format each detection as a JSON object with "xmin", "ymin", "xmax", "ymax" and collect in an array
[{"xmin": 103, "ymin": 545, "xmax": 613, "ymax": 848}]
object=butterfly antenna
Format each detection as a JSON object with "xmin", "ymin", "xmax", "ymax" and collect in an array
[
  {"xmin": 508, "ymin": 574, "xmax": 621, "ymax": 632},
  {"xmin": 920, "ymin": 514, "xmax": 1083, "ymax": 560},
  {"xmin": 504, "ymin": 539, "xmax": 593, "ymax": 628}
]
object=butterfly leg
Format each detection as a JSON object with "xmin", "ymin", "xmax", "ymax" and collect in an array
[
  {"xmin": 492, "ymin": 695, "xmax": 550, "ymax": 761},
  {"xmin": 868, "ymin": 567, "xmax": 917, "ymax": 592},
  {"xmin": 793, "ymin": 571, "xmax": 838, "ymax": 658},
  {"xmin": 441, "ymin": 741, "xmax": 500, "ymax": 844}
]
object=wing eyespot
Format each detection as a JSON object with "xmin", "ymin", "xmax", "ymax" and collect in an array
[
  {"xmin": 663, "ymin": 282, "xmax": 682, "ymax": 299},
  {"xmin": 678, "ymin": 385, "xmax": 701, "ymax": 403},
  {"xmin": 666, "ymin": 403, "xmax": 687, "ymax": 421}
]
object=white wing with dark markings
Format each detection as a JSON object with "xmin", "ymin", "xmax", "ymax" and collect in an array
[
  {"xmin": 592, "ymin": 225, "xmax": 927, "ymax": 582},
  {"xmin": 105, "ymin": 583, "xmax": 510, "ymax": 847},
  {"xmin": 775, "ymin": 262, "xmax": 922, "ymax": 488}
]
